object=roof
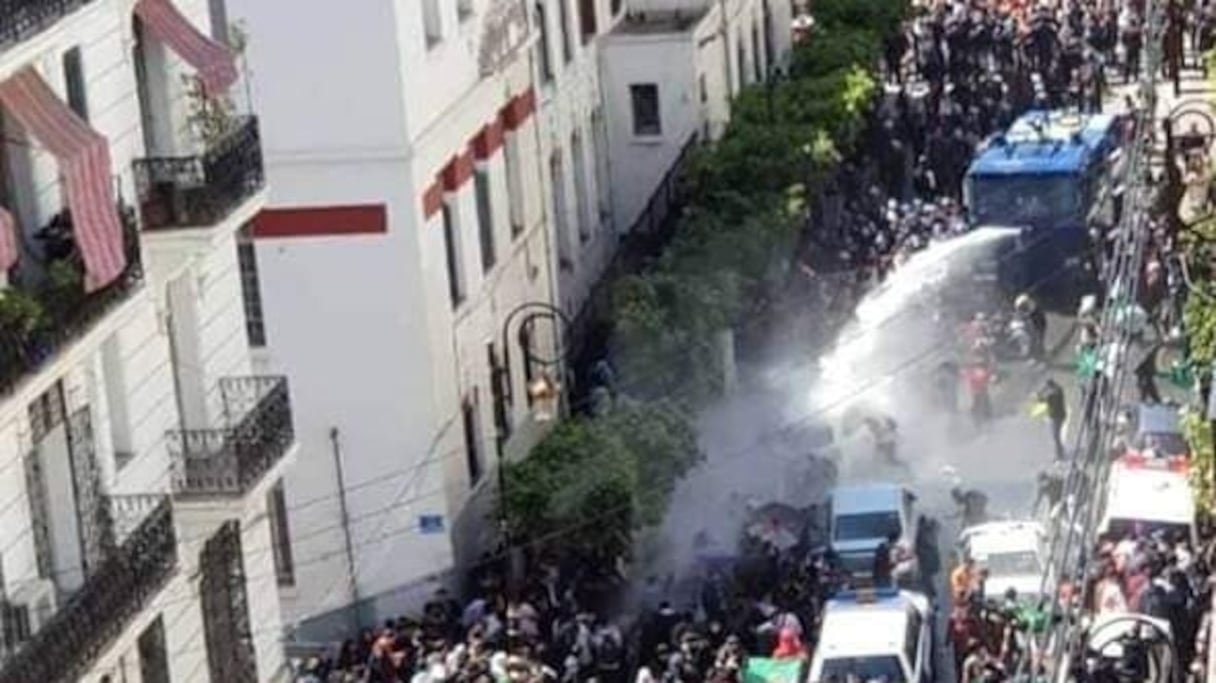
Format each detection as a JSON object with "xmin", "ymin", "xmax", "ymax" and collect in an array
[
  {"xmin": 1136, "ymin": 403, "xmax": 1181, "ymax": 434},
  {"xmin": 816, "ymin": 591, "xmax": 924, "ymax": 658},
  {"xmin": 967, "ymin": 110, "xmax": 1119, "ymax": 177},
  {"xmin": 612, "ymin": 9, "xmax": 708, "ymax": 35},
  {"xmin": 831, "ymin": 484, "xmax": 904, "ymax": 515},
  {"xmin": 961, "ymin": 521, "xmax": 1042, "ymax": 556},
  {"xmin": 1104, "ymin": 463, "xmax": 1195, "ymax": 526}
]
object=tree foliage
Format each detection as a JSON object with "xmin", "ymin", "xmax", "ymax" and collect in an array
[
  {"xmin": 503, "ymin": 401, "xmax": 702, "ymax": 558},
  {"xmin": 610, "ymin": 6, "xmax": 889, "ymax": 404},
  {"xmin": 504, "ymin": 0, "xmax": 904, "ymax": 560}
]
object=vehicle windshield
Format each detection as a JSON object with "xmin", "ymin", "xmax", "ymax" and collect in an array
[
  {"xmin": 1106, "ymin": 518, "xmax": 1191, "ymax": 541},
  {"xmin": 835, "ymin": 511, "xmax": 901, "ymax": 542},
  {"xmin": 820, "ymin": 655, "xmax": 906, "ymax": 683},
  {"xmin": 981, "ymin": 550, "xmax": 1041, "ymax": 576},
  {"xmin": 968, "ymin": 175, "xmax": 1082, "ymax": 227},
  {"xmin": 1136, "ymin": 432, "xmax": 1188, "ymax": 455}
]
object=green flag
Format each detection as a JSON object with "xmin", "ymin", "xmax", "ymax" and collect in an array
[
  {"xmin": 1076, "ymin": 347, "xmax": 1098, "ymax": 379},
  {"xmin": 744, "ymin": 657, "xmax": 804, "ymax": 683}
]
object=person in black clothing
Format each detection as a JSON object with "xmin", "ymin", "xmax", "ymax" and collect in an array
[
  {"xmin": 1037, "ymin": 379, "xmax": 1068, "ymax": 460},
  {"xmin": 873, "ymin": 536, "xmax": 895, "ymax": 586}
]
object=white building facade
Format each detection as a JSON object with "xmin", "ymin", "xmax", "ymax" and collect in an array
[
  {"xmin": 601, "ymin": 0, "xmax": 791, "ymax": 232},
  {"xmin": 0, "ymin": 0, "xmax": 297, "ymax": 682},
  {"xmin": 532, "ymin": 0, "xmax": 619, "ymax": 318},
  {"xmin": 230, "ymin": 0, "xmax": 559, "ymax": 639}
]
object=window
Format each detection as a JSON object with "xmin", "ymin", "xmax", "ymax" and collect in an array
[
  {"xmin": 62, "ymin": 47, "xmax": 88, "ymax": 121},
  {"xmin": 488, "ymin": 343, "xmax": 511, "ymax": 444},
  {"xmin": 737, "ymin": 41, "xmax": 747, "ymax": 88},
  {"xmin": 550, "ymin": 151, "xmax": 573, "ymax": 269},
  {"xmin": 571, "ymin": 132, "xmax": 591, "ymax": 242},
  {"xmin": 833, "ymin": 511, "xmax": 901, "ymax": 541},
  {"xmin": 557, "ymin": 0, "xmax": 573, "ymax": 63},
  {"xmin": 236, "ymin": 224, "xmax": 267, "ymax": 347},
  {"xmin": 611, "ymin": 0, "xmax": 623, "ymax": 15},
  {"xmin": 535, "ymin": 2, "xmax": 554, "ymax": 82},
  {"xmin": 753, "ymin": 25, "xmax": 763, "ymax": 82},
  {"xmin": 968, "ymin": 175, "xmax": 1082, "ymax": 227},
  {"xmin": 462, "ymin": 395, "xmax": 483, "ymax": 485},
  {"xmin": 504, "ymin": 134, "xmax": 525, "ymax": 236},
  {"xmin": 442, "ymin": 203, "xmax": 466, "ymax": 307},
  {"xmin": 629, "ymin": 84, "xmax": 661, "ymax": 136},
  {"xmin": 475, "ymin": 169, "xmax": 496, "ymax": 272},
  {"xmin": 267, "ymin": 480, "xmax": 295, "ymax": 587},
  {"xmin": 519, "ymin": 325, "xmax": 538, "ymax": 406},
  {"xmin": 458, "ymin": 0, "xmax": 474, "ymax": 21},
  {"xmin": 207, "ymin": 0, "xmax": 230, "ymax": 45},
  {"xmin": 578, "ymin": 0, "xmax": 597, "ymax": 42},
  {"xmin": 137, "ymin": 617, "xmax": 171, "ymax": 683},
  {"xmin": 422, "ymin": 0, "xmax": 443, "ymax": 47},
  {"xmin": 820, "ymin": 656, "xmax": 906, "ymax": 683},
  {"xmin": 101, "ymin": 336, "xmax": 135, "ymax": 470}
]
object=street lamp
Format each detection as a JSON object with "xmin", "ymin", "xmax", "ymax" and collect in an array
[{"xmin": 495, "ymin": 300, "xmax": 572, "ymax": 585}]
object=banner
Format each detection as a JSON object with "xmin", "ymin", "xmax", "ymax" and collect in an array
[{"xmin": 744, "ymin": 657, "xmax": 804, "ymax": 683}]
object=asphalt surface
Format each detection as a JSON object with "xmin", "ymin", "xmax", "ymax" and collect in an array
[{"xmin": 626, "ymin": 56, "xmax": 1215, "ymax": 683}]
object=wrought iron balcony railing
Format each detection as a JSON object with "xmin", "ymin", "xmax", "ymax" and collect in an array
[
  {"xmin": 0, "ymin": 495, "xmax": 177, "ymax": 683},
  {"xmin": 0, "ymin": 0, "xmax": 93, "ymax": 52},
  {"xmin": 169, "ymin": 375, "xmax": 295, "ymax": 498},
  {"xmin": 133, "ymin": 116, "xmax": 265, "ymax": 230},
  {"xmin": 0, "ymin": 208, "xmax": 143, "ymax": 399}
]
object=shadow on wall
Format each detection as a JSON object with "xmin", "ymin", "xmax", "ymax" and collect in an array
[{"xmin": 285, "ymin": 567, "xmax": 456, "ymax": 647}]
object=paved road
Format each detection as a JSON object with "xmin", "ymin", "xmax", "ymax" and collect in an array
[{"xmin": 627, "ymin": 53, "xmax": 1213, "ymax": 682}]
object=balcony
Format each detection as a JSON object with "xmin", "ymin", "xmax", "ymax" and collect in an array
[
  {"xmin": 133, "ymin": 116, "xmax": 265, "ymax": 231},
  {"xmin": 0, "ymin": 495, "xmax": 177, "ymax": 683},
  {"xmin": 0, "ymin": 0, "xmax": 93, "ymax": 53},
  {"xmin": 0, "ymin": 208, "xmax": 143, "ymax": 399},
  {"xmin": 168, "ymin": 375, "xmax": 295, "ymax": 499}
]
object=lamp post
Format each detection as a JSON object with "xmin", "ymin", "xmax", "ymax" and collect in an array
[{"xmin": 495, "ymin": 301, "xmax": 572, "ymax": 586}]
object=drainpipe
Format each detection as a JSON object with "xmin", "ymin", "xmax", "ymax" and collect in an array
[{"xmin": 328, "ymin": 427, "xmax": 360, "ymax": 632}]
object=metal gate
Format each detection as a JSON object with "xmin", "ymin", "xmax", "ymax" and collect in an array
[{"xmin": 200, "ymin": 521, "xmax": 257, "ymax": 683}]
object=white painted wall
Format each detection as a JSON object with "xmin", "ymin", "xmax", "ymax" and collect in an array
[
  {"xmin": 601, "ymin": 0, "xmax": 786, "ymax": 232},
  {"xmin": 233, "ymin": 0, "xmax": 560, "ymax": 635},
  {"xmin": 0, "ymin": 0, "xmax": 291, "ymax": 678},
  {"xmin": 600, "ymin": 30, "xmax": 699, "ymax": 230},
  {"xmin": 536, "ymin": 0, "xmax": 620, "ymax": 318}
]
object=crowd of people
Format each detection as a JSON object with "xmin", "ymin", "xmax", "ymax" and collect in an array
[{"xmin": 290, "ymin": 0, "xmax": 1216, "ymax": 679}]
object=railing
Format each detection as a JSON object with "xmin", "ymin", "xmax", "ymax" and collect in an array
[
  {"xmin": 0, "ymin": 0, "xmax": 92, "ymax": 52},
  {"xmin": 0, "ymin": 208, "xmax": 143, "ymax": 399},
  {"xmin": 168, "ymin": 375, "xmax": 295, "ymax": 498},
  {"xmin": 133, "ymin": 116, "xmax": 265, "ymax": 230},
  {"xmin": 0, "ymin": 495, "xmax": 177, "ymax": 683}
]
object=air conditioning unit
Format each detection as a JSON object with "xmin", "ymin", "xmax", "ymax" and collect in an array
[{"xmin": 4, "ymin": 578, "xmax": 58, "ymax": 644}]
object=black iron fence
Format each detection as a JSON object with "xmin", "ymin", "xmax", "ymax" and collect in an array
[
  {"xmin": 0, "ymin": 496, "xmax": 177, "ymax": 683},
  {"xmin": 0, "ymin": 0, "xmax": 92, "ymax": 51},
  {"xmin": 134, "ymin": 116, "xmax": 265, "ymax": 230},
  {"xmin": 0, "ymin": 209, "xmax": 143, "ymax": 398},
  {"xmin": 168, "ymin": 375, "xmax": 294, "ymax": 498}
]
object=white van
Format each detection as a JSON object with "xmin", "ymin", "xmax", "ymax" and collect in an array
[{"xmin": 1098, "ymin": 456, "xmax": 1197, "ymax": 545}]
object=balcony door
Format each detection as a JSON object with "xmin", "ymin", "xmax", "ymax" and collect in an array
[
  {"xmin": 26, "ymin": 386, "xmax": 111, "ymax": 593},
  {"xmin": 200, "ymin": 522, "xmax": 257, "ymax": 683},
  {"xmin": 166, "ymin": 274, "xmax": 208, "ymax": 430},
  {"xmin": 132, "ymin": 18, "xmax": 176, "ymax": 157}
]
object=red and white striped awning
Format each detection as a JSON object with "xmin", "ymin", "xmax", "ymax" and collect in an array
[
  {"xmin": 0, "ymin": 68, "xmax": 125, "ymax": 291},
  {"xmin": 135, "ymin": 0, "xmax": 238, "ymax": 98},
  {"xmin": 0, "ymin": 207, "xmax": 17, "ymax": 273}
]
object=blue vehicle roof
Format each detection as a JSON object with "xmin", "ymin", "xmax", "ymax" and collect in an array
[
  {"xmin": 831, "ymin": 484, "xmax": 905, "ymax": 515},
  {"xmin": 967, "ymin": 110, "xmax": 1119, "ymax": 178}
]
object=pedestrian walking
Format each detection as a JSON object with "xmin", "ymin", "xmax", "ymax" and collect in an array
[
  {"xmin": 1037, "ymin": 378, "xmax": 1068, "ymax": 460},
  {"xmin": 965, "ymin": 362, "xmax": 993, "ymax": 426}
]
